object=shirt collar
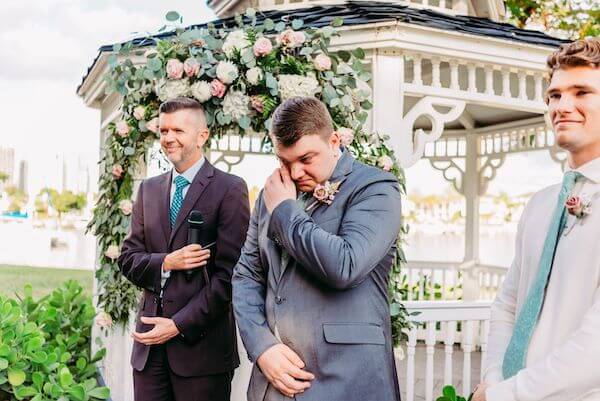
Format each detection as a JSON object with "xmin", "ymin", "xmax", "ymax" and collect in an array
[
  {"xmin": 172, "ymin": 156, "xmax": 205, "ymax": 185},
  {"xmin": 566, "ymin": 156, "xmax": 600, "ymax": 184}
]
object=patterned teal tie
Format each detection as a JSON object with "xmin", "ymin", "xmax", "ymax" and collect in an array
[
  {"xmin": 502, "ymin": 171, "xmax": 582, "ymax": 379},
  {"xmin": 170, "ymin": 175, "xmax": 189, "ymax": 227}
]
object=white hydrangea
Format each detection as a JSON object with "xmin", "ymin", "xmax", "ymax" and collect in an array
[
  {"xmin": 222, "ymin": 30, "xmax": 250, "ymax": 58},
  {"xmin": 216, "ymin": 61, "xmax": 239, "ymax": 85},
  {"xmin": 222, "ymin": 91, "xmax": 251, "ymax": 122},
  {"xmin": 190, "ymin": 80, "xmax": 212, "ymax": 103},
  {"xmin": 246, "ymin": 67, "xmax": 263, "ymax": 86},
  {"xmin": 156, "ymin": 78, "xmax": 190, "ymax": 101},
  {"xmin": 278, "ymin": 74, "xmax": 322, "ymax": 101}
]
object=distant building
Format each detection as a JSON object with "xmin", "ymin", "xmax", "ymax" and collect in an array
[{"xmin": 18, "ymin": 160, "xmax": 28, "ymax": 193}]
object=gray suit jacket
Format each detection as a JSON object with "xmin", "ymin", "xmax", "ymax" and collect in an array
[{"xmin": 233, "ymin": 150, "xmax": 402, "ymax": 401}]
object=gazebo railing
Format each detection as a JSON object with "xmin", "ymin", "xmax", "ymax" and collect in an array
[
  {"xmin": 402, "ymin": 300, "xmax": 492, "ymax": 401},
  {"xmin": 259, "ymin": 0, "xmax": 458, "ymax": 15}
]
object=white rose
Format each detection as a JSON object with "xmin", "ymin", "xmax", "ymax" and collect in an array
[
  {"xmin": 222, "ymin": 91, "xmax": 251, "ymax": 122},
  {"xmin": 190, "ymin": 80, "xmax": 212, "ymax": 103},
  {"xmin": 222, "ymin": 30, "xmax": 250, "ymax": 58},
  {"xmin": 216, "ymin": 61, "xmax": 239, "ymax": 85},
  {"xmin": 278, "ymin": 74, "xmax": 322, "ymax": 101},
  {"xmin": 95, "ymin": 311, "xmax": 113, "ymax": 329},
  {"xmin": 378, "ymin": 155, "xmax": 394, "ymax": 171},
  {"xmin": 133, "ymin": 106, "xmax": 145, "ymax": 121},
  {"xmin": 156, "ymin": 78, "xmax": 190, "ymax": 101},
  {"xmin": 104, "ymin": 244, "xmax": 121, "ymax": 260},
  {"xmin": 119, "ymin": 199, "xmax": 133, "ymax": 215},
  {"xmin": 245, "ymin": 67, "xmax": 263, "ymax": 86}
]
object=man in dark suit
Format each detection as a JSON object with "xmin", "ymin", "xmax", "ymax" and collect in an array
[{"xmin": 118, "ymin": 97, "xmax": 250, "ymax": 401}]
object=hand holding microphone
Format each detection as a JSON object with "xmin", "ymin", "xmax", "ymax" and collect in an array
[{"xmin": 162, "ymin": 244, "xmax": 210, "ymax": 272}]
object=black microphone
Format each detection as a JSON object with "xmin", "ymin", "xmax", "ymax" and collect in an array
[{"xmin": 187, "ymin": 211, "xmax": 210, "ymax": 284}]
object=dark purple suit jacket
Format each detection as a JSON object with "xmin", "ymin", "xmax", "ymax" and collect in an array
[{"xmin": 118, "ymin": 161, "xmax": 250, "ymax": 377}]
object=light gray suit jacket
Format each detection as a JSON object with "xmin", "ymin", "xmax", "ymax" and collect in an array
[{"xmin": 233, "ymin": 150, "xmax": 402, "ymax": 401}]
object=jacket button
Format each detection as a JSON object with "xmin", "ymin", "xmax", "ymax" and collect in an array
[{"xmin": 275, "ymin": 296, "xmax": 284, "ymax": 304}]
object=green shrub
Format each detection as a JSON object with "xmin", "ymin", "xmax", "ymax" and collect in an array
[{"xmin": 0, "ymin": 280, "xmax": 109, "ymax": 401}]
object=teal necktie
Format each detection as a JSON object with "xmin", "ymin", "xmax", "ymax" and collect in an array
[
  {"xmin": 502, "ymin": 171, "xmax": 582, "ymax": 379},
  {"xmin": 170, "ymin": 175, "xmax": 189, "ymax": 227}
]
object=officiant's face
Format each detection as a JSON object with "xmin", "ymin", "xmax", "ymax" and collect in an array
[
  {"xmin": 159, "ymin": 109, "xmax": 209, "ymax": 172},
  {"xmin": 547, "ymin": 66, "xmax": 600, "ymax": 156},
  {"xmin": 274, "ymin": 131, "xmax": 341, "ymax": 193}
]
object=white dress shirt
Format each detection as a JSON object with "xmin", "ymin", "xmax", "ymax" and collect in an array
[
  {"xmin": 161, "ymin": 156, "xmax": 206, "ymax": 286},
  {"xmin": 484, "ymin": 156, "xmax": 600, "ymax": 401}
]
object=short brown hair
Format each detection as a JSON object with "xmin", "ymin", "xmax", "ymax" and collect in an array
[
  {"xmin": 547, "ymin": 38, "xmax": 600, "ymax": 80},
  {"xmin": 270, "ymin": 97, "xmax": 334, "ymax": 147},
  {"xmin": 159, "ymin": 97, "xmax": 204, "ymax": 114}
]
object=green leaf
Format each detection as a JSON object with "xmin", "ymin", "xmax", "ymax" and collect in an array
[
  {"xmin": 59, "ymin": 367, "xmax": 73, "ymax": 387},
  {"xmin": 352, "ymin": 48, "xmax": 366, "ymax": 60},
  {"xmin": 108, "ymin": 55, "xmax": 118, "ymax": 69},
  {"xmin": 338, "ymin": 50, "xmax": 351, "ymax": 62},
  {"xmin": 361, "ymin": 100, "xmax": 373, "ymax": 110},
  {"xmin": 76, "ymin": 357, "xmax": 87, "ymax": 371},
  {"xmin": 15, "ymin": 386, "xmax": 37, "ymax": 399},
  {"xmin": 264, "ymin": 18, "xmax": 275, "ymax": 31},
  {"xmin": 321, "ymin": 26, "xmax": 334, "ymax": 38},
  {"xmin": 147, "ymin": 57, "xmax": 162, "ymax": 72},
  {"xmin": 238, "ymin": 115, "xmax": 251, "ymax": 130},
  {"xmin": 0, "ymin": 358, "xmax": 6, "ymax": 370},
  {"xmin": 32, "ymin": 372, "xmax": 44, "ymax": 390},
  {"xmin": 292, "ymin": 19, "xmax": 304, "ymax": 30},
  {"xmin": 165, "ymin": 11, "xmax": 180, "ymax": 22},
  {"xmin": 124, "ymin": 147, "xmax": 135, "ymax": 156},
  {"xmin": 68, "ymin": 385, "xmax": 86, "ymax": 401},
  {"xmin": 443, "ymin": 385, "xmax": 457, "ymax": 401},
  {"xmin": 8, "ymin": 369, "xmax": 26, "ymax": 386},
  {"xmin": 274, "ymin": 21, "xmax": 286, "ymax": 32},
  {"xmin": 332, "ymin": 17, "xmax": 344, "ymax": 27},
  {"xmin": 88, "ymin": 387, "xmax": 111, "ymax": 400}
]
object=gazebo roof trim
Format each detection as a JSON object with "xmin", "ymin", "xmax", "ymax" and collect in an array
[{"xmin": 77, "ymin": 1, "xmax": 569, "ymax": 94}]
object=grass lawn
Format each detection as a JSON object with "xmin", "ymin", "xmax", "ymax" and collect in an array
[{"xmin": 0, "ymin": 264, "xmax": 93, "ymax": 299}]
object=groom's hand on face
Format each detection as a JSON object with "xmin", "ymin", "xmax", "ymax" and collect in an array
[
  {"xmin": 264, "ymin": 167, "xmax": 296, "ymax": 213},
  {"xmin": 257, "ymin": 344, "xmax": 315, "ymax": 398}
]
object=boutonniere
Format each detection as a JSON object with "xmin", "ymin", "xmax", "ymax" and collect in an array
[
  {"xmin": 305, "ymin": 181, "xmax": 341, "ymax": 212},
  {"xmin": 565, "ymin": 194, "xmax": 592, "ymax": 219}
]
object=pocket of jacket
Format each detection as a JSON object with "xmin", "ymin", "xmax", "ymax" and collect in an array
[{"xmin": 322, "ymin": 322, "xmax": 385, "ymax": 345}]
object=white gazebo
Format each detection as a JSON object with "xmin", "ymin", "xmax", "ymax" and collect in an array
[{"xmin": 78, "ymin": 2, "xmax": 567, "ymax": 400}]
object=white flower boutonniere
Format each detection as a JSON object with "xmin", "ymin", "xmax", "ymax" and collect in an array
[{"xmin": 306, "ymin": 181, "xmax": 341, "ymax": 212}]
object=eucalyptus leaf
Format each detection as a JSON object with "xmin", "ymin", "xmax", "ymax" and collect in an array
[{"xmin": 165, "ymin": 11, "xmax": 180, "ymax": 22}]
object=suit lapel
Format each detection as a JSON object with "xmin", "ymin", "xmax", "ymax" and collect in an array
[
  {"xmin": 159, "ymin": 172, "xmax": 172, "ymax": 244},
  {"xmin": 168, "ymin": 161, "xmax": 215, "ymax": 247}
]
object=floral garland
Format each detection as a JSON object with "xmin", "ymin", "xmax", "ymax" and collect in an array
[{"xmin": 89, "ymin": 10, "xmax": 410, "ymax": 343}]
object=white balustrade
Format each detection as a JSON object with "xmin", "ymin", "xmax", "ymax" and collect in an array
[
  {"xmin": 402, "ymin": 301, "xmax": 492, "ymax": 401},
  {"xmin": 259, "ymin": 0, "xmax": 456, "ymax": 14}
]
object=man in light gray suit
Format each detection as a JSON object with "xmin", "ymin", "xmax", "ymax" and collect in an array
[{"xmin": 232, "ymin": 97, "xmax": 402, "ymax": 401}]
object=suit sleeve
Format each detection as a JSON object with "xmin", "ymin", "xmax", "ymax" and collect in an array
[
  {"xmin": 267, "ymin": 175, "xmax": 402, "ymax": 290},
  {"xmin": 117, "ymin": 180, "xmax": 166, "ymax": 294},
  {"xmin": 232, "ymin": 192, "xmax": 281, "ymax": 362},
  {"xmin": 171, "ymin": 178, "xmax": 250, "ymax": 343}
]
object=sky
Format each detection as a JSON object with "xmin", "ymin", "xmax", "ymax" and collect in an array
[{"xmin": 0, "ymin": 0, "xmax": 565, "ymax": 198}]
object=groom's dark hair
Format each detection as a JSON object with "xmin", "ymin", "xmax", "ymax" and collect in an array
[
  {"xmin": 270, "ymin": 97, "xmax": 334, "ymax": 147},
  {"xmin": 159, "ymin": 97, "xmax": 204, "ymax": 115}
]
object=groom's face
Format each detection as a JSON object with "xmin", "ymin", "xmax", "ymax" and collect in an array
[
  {"xmin": 547, "ymin": 66, "xmax": 600, "ymax": 156},
  {"xmin": 273, "ymin": 132, "xmax": 341, "ymax": 193}
]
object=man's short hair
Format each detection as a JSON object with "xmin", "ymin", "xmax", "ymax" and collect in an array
[
  {"xmin": 159, "ymin": 97, "xmax": 204, "ymax": 115},
  {"xmin": 270, "ymin": 97, "xmax": 334, "ymax": 147},
  {"xmin": 547, "ymin": 38, "xmax": 600, "ymax": 80}
]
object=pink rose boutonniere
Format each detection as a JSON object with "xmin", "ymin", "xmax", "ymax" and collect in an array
[
  {"xmin": 565, "ymin": 194, "xmax": 592, "ymax": 219},
  {"xmin": 306, "ymin": 181, "xmax": 341, "ymax": 212}
]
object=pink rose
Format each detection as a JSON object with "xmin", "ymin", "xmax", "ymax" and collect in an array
[
  {"xmin": 378, "ymin": 155, "xmax": 394, "ymax": 172},
  {"xmin": 253, "ymin": 37, "xmax": 273, "ymax": 57},
  {"xmin": 115, "ymin": 120, "xmax": 130, "ymax": 137},
  {"xmin": 250, "ymin": 95, "xmax": 264, "ymax": 113},
  {"xmin": 313, "ymin": 184, "xmax": 328, "ymax": 202},
  {"xmin": 146, "ymin": 117, "xmax": 159, "ymax": 134},
  {"xmin": 210, "ymin": 79, "xmax": 227, "ymax": 98},
  {"xmin": 566, "ymin": 196, "xmax": 583, "ymax": 216},
  {"xmin": 293, "ymin": 31, "xmax": 306, "ymax": 46},
  {"xmin": 314, "ymin": 54, "xmax": 332, "ymax": 71},
  {"xmin": 133, "ymin": 106, "xmax": 145, "ymax": 121},
  {"xmin": 112, "ymin": 164, "xmax": 124, "ymax": 179},
  {"xmin": 277, "ymin": 29, "xmax": 298, "ymax": 48},
  {"xmin": 119, "ymin": 199, "xmax": 133, "ymax": 215},
  {"xmin": 183, "ymin": 58, "xmax": 200, "ymax": 77},
  {"xmin": 166, "ymin": 58, "xmax": 184, "ymax": 79},
  {"xmin": 337, "ymin": 127, "xmax": 354, "ymax": 146}
]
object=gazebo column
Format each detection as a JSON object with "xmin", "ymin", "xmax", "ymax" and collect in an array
[
  {"xmin": 372, "ymin": 50, "xmax": 405, "ymax": 139},
  {"xmin": 461, "ymin": 133, "xmax": 481, "ymax": 301}
]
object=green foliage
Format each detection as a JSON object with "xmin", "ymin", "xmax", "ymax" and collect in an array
[
  {"xmin": 505, "ymin": 0, "xmax": 599, "ymax": 39},
  {"xmin": 36, "ymin": 189, "xmax": 87, "ymax": 218},
  {"xmin": 0, "ymin": 172, "xmax": 8, "ymax": 184},
  {"xmin": 4, "ymin": 186, "xmax": 28, "ymax": 213},
  {"xmin": 0, "ymin": 281, "xmax": 109, "ymax": 401},
  {"xmin": 437, "ymin": 385, "xmax": 473, "ymax": 401}
]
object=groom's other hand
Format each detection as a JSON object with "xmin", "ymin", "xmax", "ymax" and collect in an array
[
  {"xmin": 257, "ymin": 343, "xmax": 315, "ymax": 397},
  {"xmin": 132, "ymin": 317, "xmax": 180, "ymax": 345},
  {"xmin": 472, "ymin": 383, "xmax": 489, "ymax": 401},
  {"xmin": 264, "ymin": 167, "xmax": 296, "ymax": 213},
  {"xmin": 162, "ymin": 244, "xmax": 211, "ymax": 272}
]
